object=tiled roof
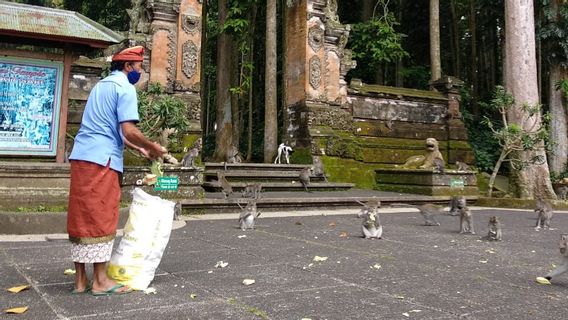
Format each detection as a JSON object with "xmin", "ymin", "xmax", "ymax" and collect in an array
[{"xmin": 0, "ymin": 0, "xmax": 124, "ymax": 47}]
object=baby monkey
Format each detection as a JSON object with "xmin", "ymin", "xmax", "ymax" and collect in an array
[
  {"xmin": 486, "ymin": 216, "xmax": 502, "ymax": 241},
  {"xmin": 534, "ymin": 199, "xmax": 553, "ymax": 231},
  {"xmin": 457, "ymin": 196, "xmax": 475, "ymax": 234}
]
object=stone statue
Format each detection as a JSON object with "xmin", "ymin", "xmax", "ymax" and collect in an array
[
  {"xmin": 127, "ymin": 0, "xmax": 150, "ymax": 35},
  {"xmin": 397, "ymin": 138, "xmax": 445, "ymax": 170}
]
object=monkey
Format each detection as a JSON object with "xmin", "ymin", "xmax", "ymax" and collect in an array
[
  {"xmin": 417, "ymin": 203, "xmax": 441, "ymax": 226},
  {"xmin": 555, "ymin": 185, "xmax": 568, "ymax": 201},
  {"xmin": 457, "ymin": 196, "xmax": 475, "ymax": 234},
  {"xmin": 433, "ymin": 158, "xmax": 445, "ymax": 174},
  {"xmin": 448, "ymin": 195, "xmax": 463, "ymax": 216},
  {"xmin": 181, "ymin": 147, "xmax": 199, "ymax": 168},
  {"xmin": 217, "ymin": 172, "xmax": 233, "ymax": 199},
  {"xmin": 242, "ymin": 183, "xmax": 262, "ymax": 199},
  {"xmin": 173, "ymin": 202, "xmax": 182, "ymax": 221},
  {"xmin": 486, "ymin": 216, "xmax": 502, "ymax": 241},
  {"xmin": 238, "ymin": 200, "xmax": 261, "ymax": 231},
  {"xmin": 357, "ymin": 200, "xmax": 382, "ymax": 239},
  {"xmin": 535, "ymin": 199, "xmax": 554, "ymax": 231},
  {"xmin": 312, "ymin": 156, "xmax": 328, "ymax": 182},
  {"xmin": 543, "ymin": 234, "xmax": 568, "ymax": 282},
  {"xmin": 224, "ymin": 145, "xmax": 242, "ymax": 170},
  {"xmin": 299, "ymin": 167, "xmax": 311, "ymax": 192},
  {"xmin": 455, "ymin": 161, "xmax": 470, "ymax": 172}
]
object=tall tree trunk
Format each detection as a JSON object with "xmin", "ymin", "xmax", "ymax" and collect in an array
[
  {"xmin": 395, "ymin": 0, "xmax": 405, "ymax": 87},
  {"xmin": 549, "ymin": 66, "xmax": 568, "ymax": 175},
  {"xmin": 213, "ymin": 0, "xmax": 233, "ymax": 161},
  {"xmin": 469, "ymin": 0, "xmax": 478, "ymax": 116},
  {"xmin": 231, "ymin": 41, "xmax": 240, "ymax": 149},
  {"xmin": 449, "ymin": 0, "xmax": 460, "ymax": 77},
  {"xmin": 264, "ymin": 0, "xmax": 277, "ymax": 162},
  {"xmin": 246, "ymin": 4, "xmax": 257, "ymax": 162},
  {"xmin": 361, "ymin": 0, "xmax": 374, "ymax": 20},
  {"xmin": 430, "ymin": 0, "xmax": 441, "ymax": 86},
  {"xmin": 548, "ymin": 0, "xmax": 568, "ymax": 176},
  {"xmin": 504, "ymin": 0, "xmax": 556, "ymax": 199}
]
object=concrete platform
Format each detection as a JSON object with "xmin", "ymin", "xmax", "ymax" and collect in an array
[{"xmin": 1, "ymin": 207, "xmax": 567, "ymax": 319}]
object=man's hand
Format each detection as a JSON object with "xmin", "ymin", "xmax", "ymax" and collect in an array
[{"xmin": 147, "ymin": 142, "xmax": 167, "ymax": 160}]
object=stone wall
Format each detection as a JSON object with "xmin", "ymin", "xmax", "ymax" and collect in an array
[{"xmin": 283, "ymin": 1, "xmax": 474, "ymax": 189}]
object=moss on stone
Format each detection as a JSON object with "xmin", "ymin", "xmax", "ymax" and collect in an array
[
  {"xmin": 290, "ymin": 148, "xmax": 312, "ymax": 164},
  {"xmin": 321, "ymin": 156, "xmax": 381, "ymax": 189}
]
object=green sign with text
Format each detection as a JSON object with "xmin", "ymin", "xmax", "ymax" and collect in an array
[
  {"xmin": 154, "ymin": 176, "xmax": 179, "ymax": 191},
  {"xmin": 449, "ymin": 178, "xmax": 465, "ymax": 189}
]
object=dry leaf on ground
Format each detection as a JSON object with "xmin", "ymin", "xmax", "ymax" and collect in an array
[
  {"xmin": 242, "ymin": 279, "xmax": 255, "ymax": 286},
  {"xmin": 4, "ymin": 306, "xmax": 28, "ymax": 314},
  {"xmin": 313, "ymin": 256, "xmax": 328, "ymax": 262},
  {"xmin": 63, "ymin": 269, "xmax": 76, "ymax": 275},
  {"xmin": 7, "ymin": 285, "xmax": 30, "ymax": 293},
  {"xmin": 339, "ymin": 231, "xmax": 348, "ymax": 238},
  {"xmin": 536, "ymin": 277, "xmax": 551, "ymax": 285},
  {"xmin": 328, "ymin": 222, "xmax": 337, "ymax": 227}
]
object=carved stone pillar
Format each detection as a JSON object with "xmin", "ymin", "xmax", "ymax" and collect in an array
[
  {"xmin": 147, "ymin": 0, "xmax": 180, "ymax": 92},
  {"xmin": 175, "ymin": 0, "xmax": 202, "ymax": 93},
  {"xmin": 432, "ymin": 76, "xmax": 470, "ymax": 164},
  {"xmin": 284, "ymin": 0, "xmax": 355, "ymax": 149}
]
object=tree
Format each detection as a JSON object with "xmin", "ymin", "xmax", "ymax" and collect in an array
[
  {"xmin": 264, "ymin": 0, "xmax": 277, "ymax": 163},
  {"xmin": 430, "ymin": 0, "xmax": 441, "ymax": 84},
  {"xmin": 483, "ymin": 87, "xmax": 550, "ymax": 197},
  {"xmin": 504, "ymin": 0, "xmax": 556, "ymax": 198},
  {"xmin": 540, "ymin": 0, "xmax": 568, "ymax": 177},
  {"xmin": 213, "ymin": 0, "xmax": 234, "ymax": 161}
]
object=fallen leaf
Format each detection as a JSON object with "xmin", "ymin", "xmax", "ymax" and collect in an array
[
  {"xmin": 410, "ymin": 310, "xmax": 422, "ymax": 313},
  {"xmin": 395, "ymin": 295, "xmax": 405, "ymax": 300},
  {"xmin": 339, "ymin": 231, "xmax": 348, "ymax": 238},
  {"xmin": 295, "ymin": 221, "xmax": 303, "ymax": 226},
  {"xmin": 63, "ymin": 269, "xmax": 76, "ymax": 275},
  {"xmin": 215, "ymin": 261, "xmax": 229, "ymax": 268},
  {"xmin": 237, "ymin": 235, "xmax": 247, "ymax": 239},
  {"xmin": 301, "ymin": 318, "xmax": 312, "ymax": 320},
  {"xmin": 371, "ymin": 264, "xmax": 382, "ymax": 270},
  {"xmin": 485, "ymin": 249, "xmax": 496, "ymax": 254},
  {"xmin": 190, "ymin": 293, "xmax": 197, "ymax": 299},
  {"xmin": 242, "ymin": 279, "xmax": 255, "ymax": 286},
  {"xmin": 143, "ymin": 287, "xmax": 157, "ymax": 294},
  {"xmin": 7, "ymin": 285, "xmax": 30, "ymax": 293},
  {"xmin": 536, "ymin": 277, "xmax": 551, "ymax": 285},
  {"xmin": 313, "ymin": 256, "xmax": 328, "ymax": 262},
  {"xmin": 479, "ymin": 260, "xmax": 488, "ymax": 264},
  {"xmin": 402, "ymin": 313, "xmax": 410, "ymax": 317},
  {"xmin": 4, "ymin": 306, "xmax": 28, "ymax": 314},
  {"xmin": 328, "ymin": 221, "xmax": 337, "ymax": 227}
]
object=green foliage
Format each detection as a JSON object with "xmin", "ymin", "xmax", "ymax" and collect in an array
[
  {"xmin": 483, "ymin": 86, "xmax": 550, "ymax": 170},
  {"xmin": 137, "ymin": 83, "xmax": 190, "ymax": 150},
  {"xmin": 540, "ymin": 0, "xmax": 568, "ymax": 66},
  {"xmin": 398, "ymin": 65, "xmax": 430, "ymax": 90},
  {"xmin": 349, "ymin": 14, "xmax": 409, "ymax": 68},
  {"xmin": 63, "ymin": 0, "xmax": 130, "ymax": 31}
]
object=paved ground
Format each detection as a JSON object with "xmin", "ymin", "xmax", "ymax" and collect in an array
[{"xmin": 1, "ymin": 206, "xmax": 567, "ymax": 320}]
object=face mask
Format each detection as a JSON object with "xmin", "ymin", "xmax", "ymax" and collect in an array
[{"xmin": 127, "ymin": 70, "xmax": 141, "ymax": 85}]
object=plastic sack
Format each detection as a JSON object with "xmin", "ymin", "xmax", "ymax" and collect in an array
[{"xmin": 107, "ymin": 187, "xmax": 175, "ymax": 290}]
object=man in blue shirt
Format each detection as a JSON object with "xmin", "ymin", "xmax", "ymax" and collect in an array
[{"xmin": 67, "ymin": 46, "xmax": 166, "ymax": 296}]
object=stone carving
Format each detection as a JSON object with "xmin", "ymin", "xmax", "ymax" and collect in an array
[
  {"xmin": 397, "ymin": 138, "xmax": 445, "ymax": 170},
  {"xmin": 182, "ymin": 14, "xmax": 201, "ymax": 35},
  {"xmin": 150, "ymin": 25, "xmax": 177, "ymax": 90},
  {"xmin": 182, "ymin": 40, "xmax": 199, "ymax": 80},
  {"xmin": 308, "ymin": 26, "xmax": 324, "ymax": 53},
  {"xmin": 309, "ymin": 56, "xmax": 322, "ymax": 90},
  {"xmin": 324, "ymin": 0, "xmax": 340, "ymax": 25},
  {"xmin": 127, "ymin": 0, "xmax": 150, "ymax": 34},
  {"xmin": 307, "ymin": 106, "xmax": 352, "ymax": 131}
]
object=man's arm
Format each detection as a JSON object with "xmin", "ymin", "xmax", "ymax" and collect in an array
[{"xmin": 121, "ymin": 121, "xmax": 166, "ymax": 160}]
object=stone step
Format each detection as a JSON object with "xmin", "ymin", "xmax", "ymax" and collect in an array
[
  {"xmin": 203, "ymin": 170, "xmax": 327, "ymax": 182},
  {"xmin": 204, "ymin": 162, "xmax": 310, "ymax": 172},
  {"xmin": 179, "ymin": 191, "xmax": 478, "ymax": 213},
  {"xmin": 202, "ymin": 181, "xmax": 354, "ymax": 192}
]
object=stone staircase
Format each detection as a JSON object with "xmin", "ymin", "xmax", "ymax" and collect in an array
[{"xmin": 202, "ymin": 162, "xmax": 354, "ymax": 192}]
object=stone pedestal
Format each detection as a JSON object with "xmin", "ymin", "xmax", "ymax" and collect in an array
[
  {"xmin": 121, "ymin": 165, "xmax": 204, "ymax": 200},
  {"xmin": 375, "ymin": 168, "xmax": 479, "ymax": 196}
]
